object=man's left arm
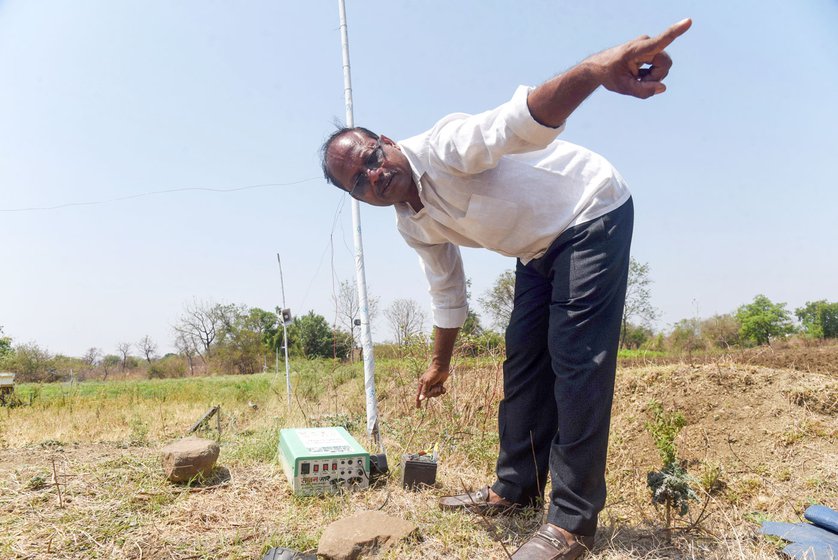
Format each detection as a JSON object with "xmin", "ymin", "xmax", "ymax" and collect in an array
[{"xmin": 526, "ymin": 18, "xmax": 692, "ymax": 128}]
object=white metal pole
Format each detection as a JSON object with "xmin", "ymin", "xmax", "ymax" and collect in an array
[
  {"xmin": 282, "ymin": 322, "xmax": 291, "ymax": 410},
  {"xmin": 277, "ymin": 254, "xmax": 292, "ymax": 411},
  {"xmin": 337, "ymin": 0, "xmax": 380, "ymax": 445}
]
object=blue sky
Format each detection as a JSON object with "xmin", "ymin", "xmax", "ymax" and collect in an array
[{"xmin": 1, "ymin": 1, "xmax": 836, "ymax": 356}]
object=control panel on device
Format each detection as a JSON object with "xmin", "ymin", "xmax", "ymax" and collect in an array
[{"xmin": 278, "ymin": 427, "xmax": 370, "ymax": 496}]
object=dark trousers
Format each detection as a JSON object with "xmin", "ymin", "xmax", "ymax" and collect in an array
[{"xmin": 491, "ymin": 198, "xmax": 633, "ymax": 536}]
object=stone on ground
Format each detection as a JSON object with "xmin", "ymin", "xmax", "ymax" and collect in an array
[
  {"xmin": 160, "ymin": 436, "xmax": 219, "ymax": 482},
  {"xmin": 317, "ymin": 510, "xmax": 418, "ymax": 560}
]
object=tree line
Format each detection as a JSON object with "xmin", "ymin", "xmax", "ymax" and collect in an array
[
  {"xmin": 2, "ymin": 261, "xmax": 835, "ymax": 383},
  {"xmin": 0, "ymin": 281, "xmax": 438, "ymax": 383},
  {"xmin": 617, "ymin": 258, "xmax": 838, "ymax": 352}
]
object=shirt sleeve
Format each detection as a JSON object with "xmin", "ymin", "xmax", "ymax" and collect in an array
[
  {"xmin": 399, "ymin": 233, "xmax": 468, "ymax": 329},
  {"xmin": 426, "ymin": 85, "xmax": 565, "ymax": 176}
]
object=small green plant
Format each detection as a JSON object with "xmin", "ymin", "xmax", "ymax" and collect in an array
[
  {"xmin": 645, "ymin": 400, "xmax": 698, "ymax": 531},
  {"xmin": 26, "ymin": 474, "xmax": 48, "ymax": 491},
  {"xmin": 699, "ymin": 463, "xmax": 725, "ymax": 495},
  {"xmin": 128, "ymin": 416, "xmax": 149, "ymax": 446}
]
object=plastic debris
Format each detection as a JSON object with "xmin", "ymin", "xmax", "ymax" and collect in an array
[{"xmin": 761, "ymin": 504, "xmax": 838, "ymax": 559}]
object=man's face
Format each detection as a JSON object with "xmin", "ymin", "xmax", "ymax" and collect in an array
[{"xmin": 325, "ymin": 131, "xmax": 416, "ymax": 207}]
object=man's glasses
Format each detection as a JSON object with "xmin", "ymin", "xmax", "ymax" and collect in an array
[{"xmin": 348, "ymin": 139, "xmax": 385, "ymax": 198}]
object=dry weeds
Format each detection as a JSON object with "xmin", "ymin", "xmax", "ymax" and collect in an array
[{"xmin": 0, "ymin": 345, "xmax": 836, "ymax": 559}]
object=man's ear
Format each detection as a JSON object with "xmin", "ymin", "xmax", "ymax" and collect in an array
[{"xmin": 379, "ymin": 134, "xmax": 400, "ymax": 149}]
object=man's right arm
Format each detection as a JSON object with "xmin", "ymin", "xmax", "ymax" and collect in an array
[
  {"xmin": 526, "ymin": 18, "xmax": 692, "ymax": 128},
  {"xmin": 416, "ymin": 325, "xmax": 459, "ymax": 408},
  {"xmin": 397, "ymin": 231, "xmax": 468, "ymax": 407}
]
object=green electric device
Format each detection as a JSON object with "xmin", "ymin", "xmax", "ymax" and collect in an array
[{"xmin": 278, "ymin": 427, "xmax": 370, "ymax": 496}]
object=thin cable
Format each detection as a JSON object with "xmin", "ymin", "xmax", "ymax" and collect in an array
[
  {"xmin": 298, "ymin": 193, "xmax": 349, "ymax": 310},
  {"xmin": 0, "ymin": 178, "xmax": 321, "ymax": 212}
]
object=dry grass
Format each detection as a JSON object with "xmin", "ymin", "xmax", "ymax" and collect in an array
[{"xmin": 0, "ymin": 346, "xmax": 836, "ymax": 559}]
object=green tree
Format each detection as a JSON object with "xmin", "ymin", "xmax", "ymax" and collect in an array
[
  {"xmin": 247, "ymin": 307, "xmax": 280, "ymax": 350},
  {"xmin": 736, "ymin": 294, "xmax": 795, "ymax": 346},
  {"xmin": 461, "ymin": 311, "xmax": 483, "ymax": 337},
  {"xmin": 461, "ymin": 278, "xmax": 483, "ymax": 336},
  {"xmin": 101, "ymin": 354, "xmax": 121, "ymax": 381},
  {"xmin": 287, "ymin": 311, "xmax": 350, "ymax": 359},
  {"xmin": 795, "ymin": 300, "xmax": 838, "ymax": 339},
  {"xmin": 3, "ymin": 342, "xmax": 56, "ymax": 383},
  {"xmin": 621, "ymin": 322, "xmax": 654, "ymax": 349},
  {"xmin": 479, "ymin": 270, "xmax": 515, "ymax": 331},
  {"xmin": 622, "ymin": 258, "xmax": 658, "ymax": 348},
  {"xmin": 0, "ymin": 326, "xmax": 11, "ymax": 358},
  {"xmin": 212, "ymin": 305, "xmax": 268, "ymax": 374}
]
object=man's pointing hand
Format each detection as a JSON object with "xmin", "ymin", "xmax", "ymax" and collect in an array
[{"xmin": 590, "ymin": 18, "xmax": 692, "ymax": 99}]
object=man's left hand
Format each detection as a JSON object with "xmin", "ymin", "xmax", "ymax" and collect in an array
[{"xmin": 588, "ymin": 18, "xmax": 692, "ymax": 99}]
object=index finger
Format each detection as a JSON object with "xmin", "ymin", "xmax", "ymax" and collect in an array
[
  {"xmin": 643, "ymin": 18, "xmax": 692, "ymax": 53},
  {"xmin": 416, "ymin": 379, "xmax": 426, "ymax": 408}
]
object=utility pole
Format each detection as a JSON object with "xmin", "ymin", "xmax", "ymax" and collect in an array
[
  {"xmin": 276, "ymin": 254, "xmax": 292, "ymax": 411},
  {"xmin": 337, "ymin": 0, "xmax": 380, "ymax": 447}
]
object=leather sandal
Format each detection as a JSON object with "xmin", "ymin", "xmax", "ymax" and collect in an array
[
  {"xmin": 511, "ymin": 524, "xmax": 595, "ymax": 560},
  {"xmin": 438, "ymin": 486, "xmax": 521, "ymax": 516}
]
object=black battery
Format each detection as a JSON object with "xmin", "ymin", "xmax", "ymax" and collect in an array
[{"xmin": 400, "ymin": 453, "xmax": 437, "ymax": 490}]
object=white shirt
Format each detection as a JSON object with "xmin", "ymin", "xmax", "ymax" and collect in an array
[{"xmin": 395, "ymin": 85, "xmax": 631, "ymax": 329}]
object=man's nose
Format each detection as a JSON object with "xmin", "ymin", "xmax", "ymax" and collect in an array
[{"xmin": 366, "ymin": 166, "xmax": 384, "ymax": 187}]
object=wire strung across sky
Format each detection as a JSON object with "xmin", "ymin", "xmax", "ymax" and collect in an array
[{"xmin": 0, "ymin": 178, "xmax": 323, "ymax": 212}]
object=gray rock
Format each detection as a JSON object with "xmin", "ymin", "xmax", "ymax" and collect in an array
[
  {"xmin": 160, "ymin": 436, "xmax": 219, "ymax": 482},
  {"xmin": 317, "ymin": 510, "xmax": 417, "ymax": 560}
]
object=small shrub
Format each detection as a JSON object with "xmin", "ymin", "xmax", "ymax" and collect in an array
[
  {"xmin": 699, "ymin": 463, "xmax": 725, "ymax": 495},
  {"xmin": 646, "ymin": 401, "xmax": 686, "ymax": 466},
  {"xmin": 645, "ymin": 400, "xmax": 698, "ymax": 531},
  {"xmin": 128, "ymin": 417, "xmax": 149, "ymax": 446},
  {"xmin": 26, "ymin": 474, "xmax": 48, "ymax": 491},
  {"xmin": 647, "ymin": 463, "xmax": 697, "ymax": 516}
]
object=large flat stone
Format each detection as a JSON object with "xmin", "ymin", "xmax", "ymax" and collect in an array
[{"xmin": 317, "ymin": 510, "xmax": 417, "ymax": 560}]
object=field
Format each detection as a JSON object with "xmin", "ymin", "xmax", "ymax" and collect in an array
[{"xmin": 1, "ymin": 343, "xmax": 836, "ymax": 559}]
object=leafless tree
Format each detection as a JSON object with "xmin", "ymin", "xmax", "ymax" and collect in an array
[
  {"xmin": 174, "ymin": 300, "xmax": 221, "ymax": 360},
  {"xmin": 385, "ymin": 299, "xmax": 426, "ymax": 345},
  {"xmin": 137, "ymin": 335, "xmax": 157, "ymax": 363},
  {"xmin": 173, "ymin": 299, "xmax": 239, "ymax": 361},
  {"xmin": 117, "ymin": 342, "xmax": 132, "ymax": 371},
  {"xmin": 82, "ymin": 347, "xmax": 101, "ymax": 379},
  {"xmin": 175, "ymin": 332, "xmax": 198, "ymax": 375},
  {"xmin": 333, "ymin": 279, "xmax": 379, "ymax": 351}
]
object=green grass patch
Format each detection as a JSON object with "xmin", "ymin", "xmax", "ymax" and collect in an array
[{"xmin": 617, "ymin": 348, "xmax": 667, "ymax": 359}]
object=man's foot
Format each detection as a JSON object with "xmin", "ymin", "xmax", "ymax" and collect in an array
[
  {"xmin": 511, "ymin": 523, "xmax": 595, "ymax": 560},
  {"xmin": 438, "ymin": 486, "xmax": 520, "ymax": 516}
]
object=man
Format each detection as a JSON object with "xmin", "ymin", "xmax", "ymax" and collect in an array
[{"xmin": 321, "ymin": 19, "xmax": 691, "ymax": 560}]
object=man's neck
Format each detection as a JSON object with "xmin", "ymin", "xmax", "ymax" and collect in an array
[{"xmin": 406, "ymin": 182, "xmax": 424, "ymax": 213}]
